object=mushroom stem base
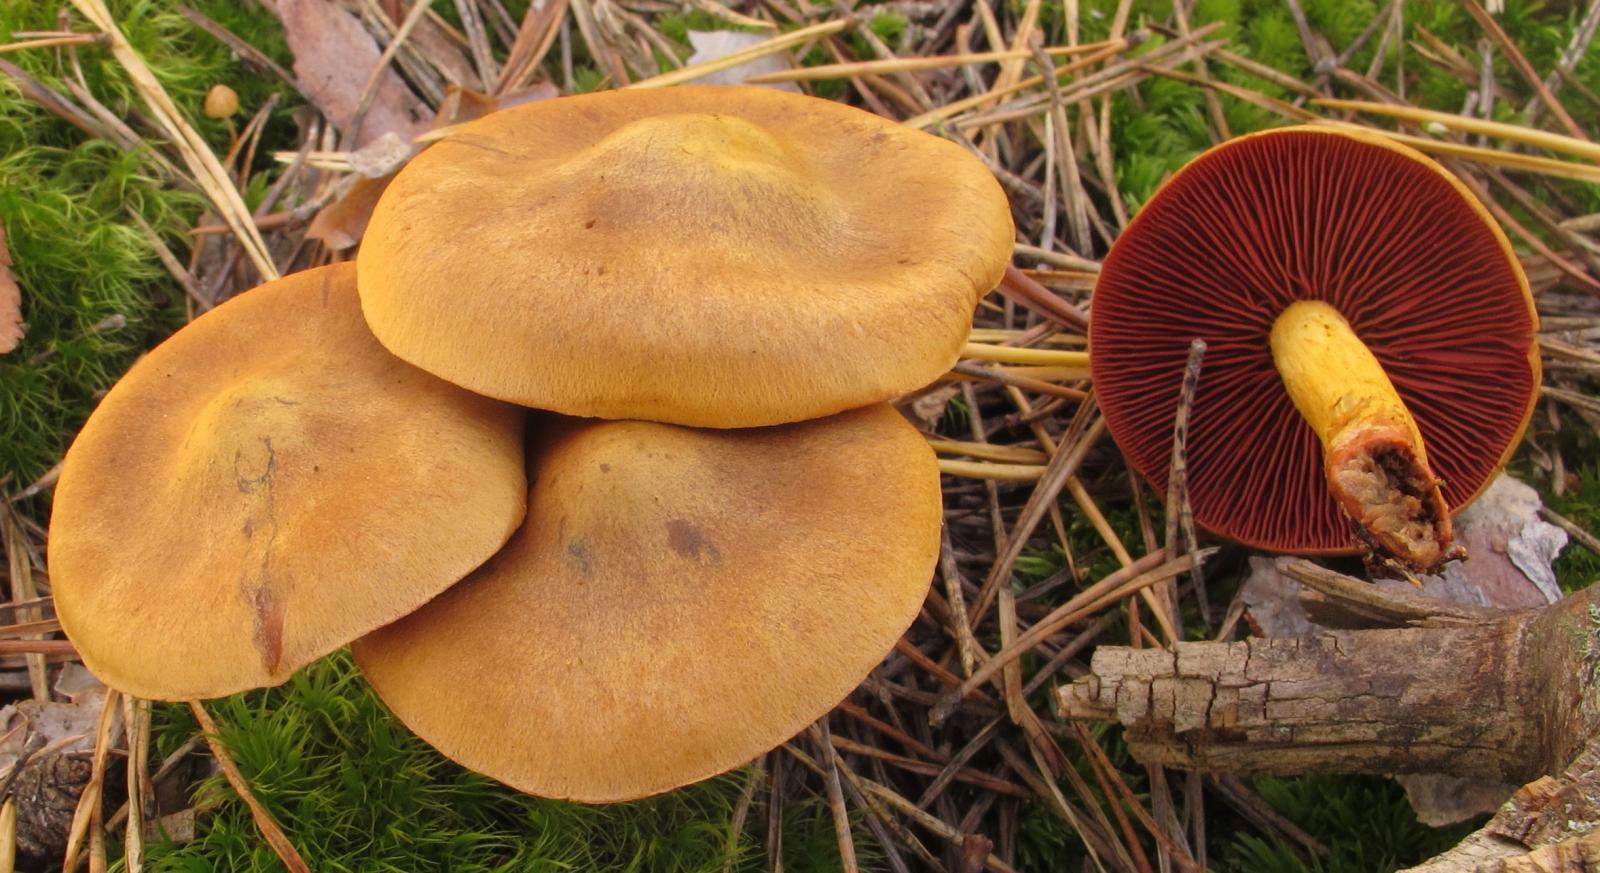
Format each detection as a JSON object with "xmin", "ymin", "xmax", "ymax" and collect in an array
[{"xmin": 1270, "ymin": 301, "xmax": 1452, "ymax": 569}]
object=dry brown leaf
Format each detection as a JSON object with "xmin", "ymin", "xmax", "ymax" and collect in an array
[
  {"xmin": 0, "ymin": 223, "xmax": 22, "ymax": 355},
  {"xmin": 408, "ymin": 15, "xmax": 482, "ymax": 92},
  {"xmin": 902, "ymin": 384, "xmax": 962, "ymax": 429},
  {"xmin": 497, "ymin": 82, "xmax": 561, "ymax": 111},
  {"xmin": 434, "ymin": 86, "xmax": 498, "ymax": 127},
  {"xmin": 275, "ymin": 0, "xmax": 432, "ymax": 147},
  {"xmin": 306, "ymin": 173, "xmax": 396, "ymax": 250}
]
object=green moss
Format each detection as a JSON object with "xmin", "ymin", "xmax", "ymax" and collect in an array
[
  {"xmin": 571, "ymin": 65, "xmax": 610, "ymax": 94},
  {"xmin": 845, "ymin": 13, "xmax": 910, "ymax": 59},
  {"xmin": 867, "ymin": 13, "xmax": 909, "ymax": 48},
  {"xmin": 655, "ymin": 9, "xmax": 752, "ymax": 48},
  {"xmin": 1214, "ymin": 776, "xmax": 1478, "ymax": 873},
  {"xmin": 132, "ymin": 653, "xmax": 858, "ymax": 873}
]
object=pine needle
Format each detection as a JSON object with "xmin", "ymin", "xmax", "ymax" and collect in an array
[
  {"xmin": 189, "ymin": 701, "xmax": 311, "ymax": 873},
  {"xmin": 1314, "ymin": 98, "xmax": 1600, "ymax": 164},
  {"xmin": 626, "ymin": 19, "xmax": 850, "ymax": 90},
  {"xmin": 66, "ymin": 0, "xmax": 279, "ymax": 281}
]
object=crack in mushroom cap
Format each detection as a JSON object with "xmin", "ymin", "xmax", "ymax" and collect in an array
[
  {"xmin": 48, "ymin": 263, "xmax": 528, "ymax": 701},
  {"xmin": 1090, "ymin": 126, "xmax": 1538, "ymax": 554},
  {"xmin": 356, "ymin": 85, "xmax": 1015, "ymax": 427},
  {"xmin": 352, "ymin": 403, "xmax": 942, "ymax": 802}
]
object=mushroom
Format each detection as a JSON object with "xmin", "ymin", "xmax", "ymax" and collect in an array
[
  {"xmin": 352, "ymin": 403, "xmax": 940, "ymax": 802},
  {"xmin": 48, "ymin": 263, "xmax": 528, "ymax": 700},
  {"xmin": 1090, "ymin": 126, "xmax": 1539, "ymax": 570},
  {"xmin": 356, "ymin": 84, "xmax": 1014, "ymax": 428}
]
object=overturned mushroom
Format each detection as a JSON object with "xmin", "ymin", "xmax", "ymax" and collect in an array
[
  {"xmin": 353, "ymin": 403, "xmax": 941, "ymax": 802},
  {"xmin": 48, "ymin": 263, "xmax": 527, "ymax": 700},
  {"xmin": 1091, "ymin": 126, "xmax": 1539, "ymax": 570}
]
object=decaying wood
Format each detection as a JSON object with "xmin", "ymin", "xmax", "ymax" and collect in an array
[
  {"xmin": 1059, "ymin": 562, "xmax": 1600, "ymax": 783},
  {"xmin": 1058, "ymin": 559, "xmax": 1600, "ymax": 870}
]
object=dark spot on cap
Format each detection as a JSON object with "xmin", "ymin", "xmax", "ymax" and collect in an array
[
  {"xmin": 666, "ymin": 519, "xmax": 721, "ymax": 565},
  {"xmin": 600, "ymin": 463, "xmax": 611, "ymax": 473},
  {"xmin": 249, "ymin": 586, "xmax": 285, "ymax": 675},
  {"xmin": 566, "ymin": 540, "xmax": 594, "ymax": 577}
]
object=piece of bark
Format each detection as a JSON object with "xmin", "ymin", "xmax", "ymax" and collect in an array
[
  {"xmin": 1240, "ymin": 556, "xmax": 1320, "ymax": 637},
  {"xmin": 1061, "ymin": 629, "xmax": 1532, "ymax": 780},
  {"xmin": 1399, "ymin": 775, "xmax": 1519, "ymax": 829},
  {"xmin": 1060, "ymin": 571, "xmax": 1600, "ymax": 869},
  {"xmin": 1402, "ymin": 475, "xmax": 1566, "ymax": 607},
  {"xmin": 1283, "ymin": 559, "xmax": 1506, "ymax": 628},
  {"xmin": 1058, "ymin": 577, "xmax": 1600, "ymax": 785}
]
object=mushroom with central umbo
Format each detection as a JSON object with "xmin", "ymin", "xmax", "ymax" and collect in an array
[
  {"xmin": 356, "ymin": 84, "xmax": 1014, "ymax": 428},
  {"xmin": 1090, "ymin": 125, "xmax": 1539, "ymax": 571}
]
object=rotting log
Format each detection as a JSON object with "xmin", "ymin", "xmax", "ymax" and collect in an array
[{"xmin": 1056, "ymin": 558, "xmax": 1600, "ymax": 872}]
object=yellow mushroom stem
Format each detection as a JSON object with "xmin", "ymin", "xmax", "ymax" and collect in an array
[{"xmin": 1270, "ymin": 300, "xmax": 1453, "ymax": 569}]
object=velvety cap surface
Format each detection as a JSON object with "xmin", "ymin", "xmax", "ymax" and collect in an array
[
  {"xmin": 357, "ymin": 84, "xmax": 1014, "ymax": 427},
  {"xmin": 1090, "ymin": 126, "xmax": 1538, "ymax": 553},
  {"xmin": 49, "ymin": 263, "xmax": 528, "ymax": 700},
  {"xmin": 353, "ymin": 403, "xmax": 941, "ymax": 801}
]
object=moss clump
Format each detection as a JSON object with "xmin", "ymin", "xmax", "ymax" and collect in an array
[{"xmin": 131, "ymin": 653, "xmax": 854, "ymax": 873}]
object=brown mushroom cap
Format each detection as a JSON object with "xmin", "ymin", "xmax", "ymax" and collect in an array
[
  {"xmin": 356, "ymin": 85, "xmax": 1014, "ymax": 427},
  {"xmin": 48, "ymin": 263, "xmax": 527, "ymax": 701},
  {"xmin": 352, "ymin": 403, "xmax": 941, "ymax": 802},
  {"xmin": 1090, "ymin": 126, "xmax": 1539, "ymax": 555}
]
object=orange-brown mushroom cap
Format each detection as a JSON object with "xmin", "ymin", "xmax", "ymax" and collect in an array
[
  {"xmin": 48, "ymin": 263, "xmax": 528, "ymax": 701},
  {"xmin": 356, "ymin": 85, "xmax": 1015, "ymax": 427},
  {"xmin": 352, "ymin": 403, "xmax": 941, "ymax": 802}
]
